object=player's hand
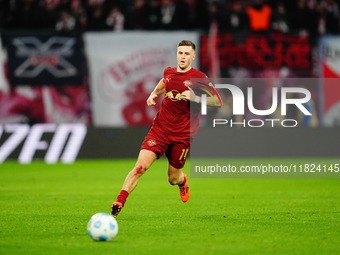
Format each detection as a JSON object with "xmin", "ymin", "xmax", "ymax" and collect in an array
[
  {"xmin": 146, "ymin": 92, "xmax": 157, "ymax": 106},
  {"xmin": 181, "ymin": 88, "xmax": 195, "ymax": 101}
]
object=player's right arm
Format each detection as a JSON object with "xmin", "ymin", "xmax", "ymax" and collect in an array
[{"xmin": 146, "ymin": 78, "xmax": 165, "ymax": 106}]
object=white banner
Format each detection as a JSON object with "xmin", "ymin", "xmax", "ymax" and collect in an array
[
  {"xmin": 319, "ymin": 36, "xmax": 340, "ymax": 126},
  {"xmin": 85, "ymin": 32, "xmax": 199, "ymax": 127},
  {"xmin": 0, "ymin": 34, "xmax": 9, "ymax": 93}
]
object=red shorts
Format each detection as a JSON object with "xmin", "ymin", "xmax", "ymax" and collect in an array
[{"xmin": 141, "ymin": 126, "xmax": 191, "ymax": 169}]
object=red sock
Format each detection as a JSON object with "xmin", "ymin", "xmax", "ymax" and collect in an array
[{"xmin": 116, "ymin": 190, "xmax": 129, "ymax": 206}]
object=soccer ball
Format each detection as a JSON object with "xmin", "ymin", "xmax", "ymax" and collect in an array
[{"xmin": 87, "ymin": 213, "xmax": 118, "ymax": 241}]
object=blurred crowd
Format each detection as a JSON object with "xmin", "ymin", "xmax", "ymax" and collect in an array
[{"xmin": 0, "ymin": 0, "xmax": 339, "ymax": 35}]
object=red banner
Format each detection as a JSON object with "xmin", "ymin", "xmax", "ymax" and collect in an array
[{"xmin": 200, "ymin": 34, "xmax": 311, "ymax": 71}]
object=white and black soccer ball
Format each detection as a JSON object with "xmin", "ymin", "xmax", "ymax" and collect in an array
[{"xmin": 87, "ymin": 213, "xmax": 118, "ymax": 241}]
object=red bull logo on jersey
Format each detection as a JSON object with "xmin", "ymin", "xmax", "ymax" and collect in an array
[{"xmin": 165, "ymin": 90, "xmax": 188, "ymax": 102}]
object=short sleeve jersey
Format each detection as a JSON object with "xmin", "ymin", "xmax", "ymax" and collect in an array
[{"xmin": 152, "ymin": 67, "xmax": 208, "ymax": 139}]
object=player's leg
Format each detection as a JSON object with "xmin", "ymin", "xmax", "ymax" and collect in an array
[
  {"xmin": 122, "ymin": 149, "xmax": 157, "ymax": 193},
  {"xmin": 112, "ymin": 125, "xmax": 169, "ymax": 216},
  {"xmin": 168, "ymin": 164, "xmax": 190, "ymax": 202},
  {"xmin": 168, "ymin": 164, "xmax": 185, "ymax": 185},
  {"xmin": 112, "ymin": 149, "xmax": 157, "ymax": 216},
  {"xmin": 166, "ymin": 141, "xmax": 191, "ymax": 202}
]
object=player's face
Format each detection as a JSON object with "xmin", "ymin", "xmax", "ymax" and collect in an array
[{"xmin": 177, "ymin": 46, "xmax": 196, "ymax": 72}]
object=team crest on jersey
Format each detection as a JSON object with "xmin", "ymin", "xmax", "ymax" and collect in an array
[
  {"xmin": 147, "ymin": 139, "xmax": 156, "ymax": 147},
  {"xmin": 183, "ymin": 80, "xmax": 191, "ymax": 88}
]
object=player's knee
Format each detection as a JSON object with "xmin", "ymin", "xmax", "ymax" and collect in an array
[{"xmin": 133, "ymin": 164, "xmax": 148, "ymax": 176}]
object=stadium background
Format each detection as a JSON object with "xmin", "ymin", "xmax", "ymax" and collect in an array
[
  {"xmin": 1, "ymin": 1, "xmax": 340, "ymax": 255},
  {"xmin": 1, "ymin": 0, "xmax": 340, "ymax": 162}
]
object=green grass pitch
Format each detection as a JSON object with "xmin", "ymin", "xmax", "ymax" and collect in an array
[{"xmin": 1, "ymin": 158, "xmax": 340, "ymax": 255}]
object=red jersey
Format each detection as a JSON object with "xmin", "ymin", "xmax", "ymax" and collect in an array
[{"xmin": 152, "ymin": 67, "xmax": 208, "ymax": 139}]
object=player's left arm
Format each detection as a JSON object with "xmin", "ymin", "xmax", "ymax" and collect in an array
[{"xmin": 182, "ymin": 87, "xmax": 223, "ymax": 107}]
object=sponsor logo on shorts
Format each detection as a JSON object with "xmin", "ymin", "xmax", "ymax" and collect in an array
[{"xmin": 147, "ymin": 139, "xmax": 157, "ymax": 147}]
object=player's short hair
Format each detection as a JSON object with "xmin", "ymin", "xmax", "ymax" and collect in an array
[{"xmin": 177, "ymin": 40, "xmax": 196, "ymax": 51}]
